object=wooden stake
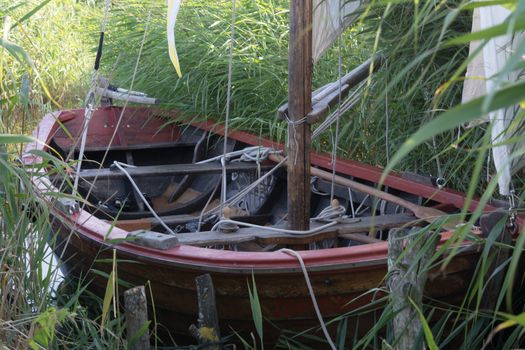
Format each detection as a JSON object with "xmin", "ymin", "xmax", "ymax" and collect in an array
[
  {"xmin": 287, "ymin": 0, "xmax": 313, "ymax": 230},
  {"xmin": 189, "ymin": 274, "xmax": 221, "ymax": 349},
  {"xmin": 124, "ymin": 286, "xmax": 150, "ymax": 350},
  {"xmin": 387, "ymin": 228, "xmax": 439, "ymax": 350}
]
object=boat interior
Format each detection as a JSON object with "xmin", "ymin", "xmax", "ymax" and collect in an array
[{"xmin": 47, "ymin": 108, "xmax": 451, "ymax": 252}]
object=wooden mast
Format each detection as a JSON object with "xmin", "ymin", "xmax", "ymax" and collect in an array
[{"xmin": 287, "ymin": 0, "xmax": 313, "ymax": 230}]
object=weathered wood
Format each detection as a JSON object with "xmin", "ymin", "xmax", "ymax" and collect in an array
[
  {"xmin": 190, "ymin": 274, "xmax": 221, "ymax": 349},
  {"xmin": 287, "ymin": 0, "xmax": 313, "ymax": 231},
  {"xmin": 387, "ymin": 228, "xmax": 439, "ymax": 350},
  {"xmin": 95, "ymin": 87, "xmax": 159, "ymax": 105},
  {"xmin": 479, "ymin": 211, "xmax": 512, "ymax": 310},
  {"xmin": 71, "ymin": 162, "xmax": 274, "ymax": 181},
  {"xmin": 176, "ymin": 214, "xmax": 416, "ymax": 246},
  {"xmin": 116, "ymin": 214, "xmax": 272, "ymax": 232},
  {"xmin": 127, "ymin": 230, "xmax": 179, "ymax": 250},
  {"xmin": 124, "ymin": 286, "xmax": 150, "ymax": 350},
  {"xmin": 278, "ymin": 55, "xmax": 384, "ymax": 122},
  {"xmin": 306, "ymin": 84, "xmax": 350, "ymax": 123}
]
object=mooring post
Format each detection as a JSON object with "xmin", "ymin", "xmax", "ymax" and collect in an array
[
  {"xmin": 189, "ymin": 273, "xmax": 221, "ymax": 349},
  {"xmin": 480, "ymin": 211, "xmax": 512, "ymax": 311},
  {"xmin": 387, "ymin": 228, "xmax": 439, "ymax": 350},
  {"xmin": 124, "ymin": 285, "xmax": 150, "ymax": 350}
]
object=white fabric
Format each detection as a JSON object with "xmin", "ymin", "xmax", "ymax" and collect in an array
[
  {"xmin": 312, "ymin": 0, "xmax": 363, "ymax": 62},
  {"xmin": 461, "ymin": 8, "xmax": 486, "ymax": 115},
  {"xmin": 462, "ymin": 6, "xmax": 525, "ymax": 195},
  {"xmin": 167, "ymin": 0, "xmax": 182, "ymax": 78}
]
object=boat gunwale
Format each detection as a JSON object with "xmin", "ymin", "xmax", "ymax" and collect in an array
[
  {"xmin": 23, "ymin": 106, "xmax": 507, "ymax": 273},
  {"xmin": 54, "ymin": 209, "xmax": 479, "ymax": 274}
]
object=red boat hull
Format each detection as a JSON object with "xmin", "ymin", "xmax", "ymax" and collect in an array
[{"xmin": 25, "ymin": 107, "xmax": 505, "ymax": 344}]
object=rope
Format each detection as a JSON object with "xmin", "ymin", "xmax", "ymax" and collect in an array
[
  {"xmin": 212, "ymin": 199, "xmax": 345, "ymax": 235},
  {"xmin": 316, "ymin": 204, "xmax": 346, "ymax": 221},
  {"xmin": 220, "ymin": 0, "xmax": 237, "ymax": 218},
  {"xmin": 77, "ymin": 0, "xmax": 154, "ymax": 205},
  {"xmin": 384, "ymin": 59, "xmax": 390, "ymax": 164},
  {"xmin": 237, "ymin": 146, "xmax": 279, "ymax": 162},
  {"xmin": 73, "ymin": 0, "xmax": 111, "ymax": 193},
  {"xmin": 312, "ymin": 84, "xmax": 363, "ymax": 140},
  {"xmin": 112, "ymin": 161, "xmax": 177, "ymax": 235},
  {"xmin": 348, "ymin": 188, "xmax": 356, "ymax": 218},
  {"xmin": 285, "ymin": 114, "xmax": 309, "ymax": 166},
  {"xmin": 330, "ymin": 0, "xmax": 343, "ymax": 203},
  {"xmin": 197, "ymin": 146, "xmax": 281, "ymax": 164},
  {"xmin": 204, "ymin": 155, "xmax": 287, "ymax": 217},
  {"xmin": 280, "ymin": 249, "xmax": 337, "ymax": 350},
  {"xmin": 200, "ymin": 83, "xmax": 364, "ymax": 219}
]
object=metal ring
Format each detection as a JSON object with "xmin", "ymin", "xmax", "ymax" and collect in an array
[{"xmin": 435, "ymin": 177, "xmax": 446, "ymax": 189}]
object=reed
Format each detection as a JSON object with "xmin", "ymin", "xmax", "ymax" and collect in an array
[
  {"xmin": 1, "ymin": 1, "xmax": 128, "ymax": 347},
  {"xmin": 100, "ymin": 0, "xmax": 494, "ymax": 195},
  {"xmin": 2, "ymin": 0, "xmax": 525, "ymax": 348},
  {"xmin": 101, "ymin": 0, "xmax": 371, "ymax": 147}
]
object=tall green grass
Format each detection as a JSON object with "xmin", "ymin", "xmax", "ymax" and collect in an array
[
  {"xmin": 100, "ymin": 0, "xmax": 491, "ymax": 194},
  {"xmin": 1, "ymin": 1, "xmax": 130, "ymax": 348},
  {"xmin": 102, "ymin": 0, "xmax": 371, "ymax": 146},
  {"xmin": 1, "ymin": 0, "xmax": 98, "ymax": 134},
  {"xmin": 2, "ymin": 0, "xmax": 525, "ymax": 348}
]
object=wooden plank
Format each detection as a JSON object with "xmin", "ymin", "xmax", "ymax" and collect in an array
[
  {"xmin": 278, "ymin": 55, "xmax": 384, "ymax": 122},
  {"xmin": 176, "ymin": 214, "xmax": 417, "ymax": 246},
  {"xmin": 74, "ymin": 162, "xmax": 274, "ymax": 181},
  {"xmin": 189, "ymin": 274, "xmax": 221, "ymax": 349},
  {"xmin": 287, "ymin": 0, "xmax": 313, "ymax": 231},
  {"xmin": 306, "ymin": 84, "xmax": 350, "ymax": 123}
]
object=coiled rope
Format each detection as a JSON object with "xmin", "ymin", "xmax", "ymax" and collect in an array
[{"xmin": 220, "ymin": 0, "xmax": 237, "ymax": 219}]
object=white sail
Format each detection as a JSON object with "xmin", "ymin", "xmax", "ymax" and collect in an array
[
  {"xmin": 462, "ymin": 6, "xmax": 525, "ymax": 196},
  {"xmin": 312, "ymin": 0, "xmax": 363, "ymax": 62}
]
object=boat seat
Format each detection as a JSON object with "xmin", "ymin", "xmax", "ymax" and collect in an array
[
  {"xmin": 176, "ymin": 213, "xmax": 418, "ymax": 247},
  {"xmin": 73, "ymin": 161, "xmax": 275, "ymax": 181},
  {"xmin": 63, "ymin": 141, "xmax": 201, "ymax": 154}
]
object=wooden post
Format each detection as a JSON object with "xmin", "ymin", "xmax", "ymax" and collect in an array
[
  {"xmin": 189, "ymin": 274, "xmax": 221, "ymax": 349},
  {"xmin": 124, "ymin": 286, "xmax": 150, "ymax": 350},
  {"xmin": 387, "ymin": 228, "xmax": 439, "ymax": 350},
  {"xmin": 287, "ymin": 0, "xmax": 312, "ymax": 230},
  {"xmin": 480, "ymin": 211, "xmax": 512, "ymax": 311}
]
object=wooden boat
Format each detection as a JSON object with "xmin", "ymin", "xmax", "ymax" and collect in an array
[
  {"xmin": 23, "ymin": 105, "xmax": 514, "ymax": 344},
  {"xmin": 22, "ymin": 0, "xmax": 522, "ymax": 346}
]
